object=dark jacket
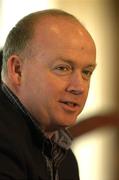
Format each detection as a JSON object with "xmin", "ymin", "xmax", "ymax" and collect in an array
[{"xmin": 0, "ymin": 85, "xmax": 79, "ymax": 180}]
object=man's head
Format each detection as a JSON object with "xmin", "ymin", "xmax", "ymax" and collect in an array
[
  {"xmin": 1, "ymin": 9, "xmax": 96, "ymax": 134},
  {"xmin": 2, "ymin": 9, "xmax": 79, "ymax": 76}
]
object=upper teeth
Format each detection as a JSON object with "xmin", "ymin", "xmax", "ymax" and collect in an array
[{"xmin": 65, "ymin": 102, "xmax": 76, "ymax": 106}]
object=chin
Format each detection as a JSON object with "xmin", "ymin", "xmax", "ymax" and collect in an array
[{"xmin": 59, "ymin": 120, "xmax": 77, "ymax": 128}]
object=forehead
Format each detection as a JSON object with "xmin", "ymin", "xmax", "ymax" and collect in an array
[
  {"xmin": 28, "ymin": 16, "xmax": 96, "ymax": 63},
  {"xmin": 34, "ymin": 16, "xmax": 95, "ymax": 48}
]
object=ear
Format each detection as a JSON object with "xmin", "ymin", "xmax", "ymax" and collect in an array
[{"xmin": 7, "ymin": 55, "xmax": 23, "ymax": 86}]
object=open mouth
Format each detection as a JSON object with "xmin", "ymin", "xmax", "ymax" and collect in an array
[
  {"xmin": 60, "ymin": 101, "xmax": 79, "ymax": 108},
  {"xmin": 63, "ymin": 101, "xmax": 78, "ymax": 107},
  {"xmin": 59, "ymin": 100, "xmax": 81, "ymax": 113}
]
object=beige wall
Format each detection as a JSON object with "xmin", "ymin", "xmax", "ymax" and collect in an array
[{"xmin": 72, "ymin": 126, "xmax": 118, "ymax": 180}]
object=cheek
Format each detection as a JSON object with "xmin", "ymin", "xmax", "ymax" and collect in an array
[
  {"xmin": 44, "ymin": 74, "xmax": 66, "ymax": 93},
  {"xmin": 83, "ymin": 83, "xmax": 90, "ymax": 100},
  {"xmin": 86, "ymin": 83, "xmax": 90, "ymax": 94}
]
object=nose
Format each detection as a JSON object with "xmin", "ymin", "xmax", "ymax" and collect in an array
[{"xmin": 66, "ymin": 71, "xmax": 85, "ymax": 95}]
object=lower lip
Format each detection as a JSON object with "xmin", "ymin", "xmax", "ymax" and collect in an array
[{"xmin": 60, "ymin": 102, "xmax": 80, "ymax": 113}]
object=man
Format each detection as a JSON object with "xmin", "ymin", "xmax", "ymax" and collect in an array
[{"xmin": 0, "ymin": 9, "xmax": 96, "ymax": 180}]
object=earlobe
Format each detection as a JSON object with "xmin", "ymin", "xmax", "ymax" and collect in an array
[{"xmin": 7, "ymin": 55, "xmax": 22, "ymax": 86}]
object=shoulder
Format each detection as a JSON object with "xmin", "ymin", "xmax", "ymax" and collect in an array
[
  {"xmin": 65, "ymin": 148, "xmax": 78, "ymax": 167},
  {"xmin": 0, "ymin": 86, "xmax": 30, "ymax": 147}
]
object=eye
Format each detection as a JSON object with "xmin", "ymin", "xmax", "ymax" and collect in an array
[
  {"xmin": 56, "ymin": 66, "xmax": 71, "ymax": 71},
  {"xmin": 82, "ymin": 69, "xmax": 93, "ymax": 80},
  {"xmin": 53, "ymin": 64, "xmax": 73, "ymax": 75}
]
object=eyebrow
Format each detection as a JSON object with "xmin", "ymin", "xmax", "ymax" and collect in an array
[
  {"xmin": 58, "ymin": 57, "xmax": 74, "ymax": 64},
  {"xmin": 85, "ymin": 64, "xmax": 97, "ymax": 69}
]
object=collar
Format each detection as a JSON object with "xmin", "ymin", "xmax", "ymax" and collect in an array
[{"xmin": 52, "ymin": 129, "xmax": 72, "ymax": 150}]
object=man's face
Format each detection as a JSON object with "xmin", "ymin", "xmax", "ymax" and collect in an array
[{"xmin": 19, "ymin": 17, "xmax": 96, "ymax": 132}]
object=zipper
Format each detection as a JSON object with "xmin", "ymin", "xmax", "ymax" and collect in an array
[
  {"xmin": 45, "ymin": 156, "xmax": 59, "ymax": 180},
  {"xmin": 54, "ymin": 169, "xmax": 59, "ymax": 180},
  {"xmin": 44, "ymin": 155, "xmax": 54, "ymax": 180}
]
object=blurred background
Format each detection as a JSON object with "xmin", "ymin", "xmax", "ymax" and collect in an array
[{"xmin": 0, "ymin": 0, "xmax": 118, "ymax": 179}]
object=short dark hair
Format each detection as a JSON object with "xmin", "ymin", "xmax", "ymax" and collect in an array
[{"xmin": 2, "ymin": 9, "xmax": 78, "ymax": 75}]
